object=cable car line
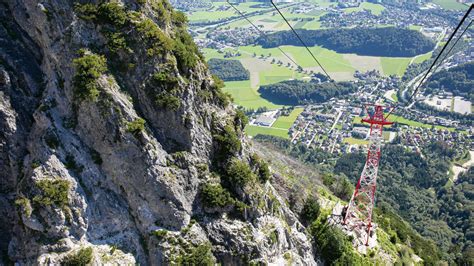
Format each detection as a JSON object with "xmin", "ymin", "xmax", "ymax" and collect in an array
[
  {"xmin": 385, "ymin": 4, "xmax": 473, "ymax": 119},
  {"xmin": 429, "ymin": 19, "xmax": 473, "ymax": 82},
  {"xmin": 226, "ymin": 0, "xmax": 302, "ymax": 69},
  {"xmin": 269, "ymin": 0, "xmax": 333, "ymax": 81}
]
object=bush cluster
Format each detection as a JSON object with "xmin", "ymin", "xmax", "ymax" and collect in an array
[
  {"xmin": 72, "ymin": 51, "xmax": 107, "ymax": 101},
  {"xmin": 234, "ymin": 109, "xmax": 248, "ymax": 131},
  {"xmin": 250, "ymin": 154, "xmax": 271, "ymax": 183},
  {"xmin": 201, "ymin": 183, "xmax": 233, "ymax": 208},
  {"xmin": 224, "ymin": 159, "xmax": 255, "ymax": 187},
  {"xmin": 310, "ymin": 220, "xmax": 368, "ymax": 264},
  {"xmin": 126, "ymin": 118, "xmax": 146, "ymax": 135},
  {"xmin": 174, "ymin": 243, "xmax": 215, "ymax": 265},
  {"xmin": 301, "ymin": 197, "xmax": 320, "ymax": 224},
  {"xmin": 33, "ymin": 179, "xmax": 70, "ymax": 207},
  {"xmin": 15, "ymin": 197, "xmax": 32, "ymax": 217},
  {"xmin": 213, "ymin": 125, "xmax": 241, "ymax": 161},
  {"xmin": 75, "ymin": 2, "xmax": 127, "ymax": 27},
  {"xmin": 155, "ymin": 92, "xmax": 181, "ymax": 110},
  {"xmin": 62, "ymin": 247, "xmax": 93, "ymax": 266},
  {"xmin": 136, "ymin": 18, "xmax": 174, "ymax": 56},
  {"xmin": 210, "ymin": 75, "xmax": 232, "ymax": 107}
]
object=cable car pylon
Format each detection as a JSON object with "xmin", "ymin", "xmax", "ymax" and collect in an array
[{"xmin": 343, "ymin": 105, "xmax": 392, "ymax": 246}]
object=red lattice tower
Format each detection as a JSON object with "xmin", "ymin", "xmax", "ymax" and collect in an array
[{"xmin": 343, "ymin": 105, "xmax": 392, "ymax": 245}]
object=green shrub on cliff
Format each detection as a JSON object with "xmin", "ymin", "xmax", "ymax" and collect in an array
[
  {"xmin": 73, "ymin": 51, "xmax": 107, "ymax": 101},
  {"xmin": 33, "ymin": 179, "xmax": 70, "ymax": 207}
]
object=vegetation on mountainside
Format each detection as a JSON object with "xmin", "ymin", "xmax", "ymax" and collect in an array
[
  {"xmin": 33, "ymin": 179, "xmax": 70, "ymax": 208},
  {"xmin": 126, "ymin": 118, "xmax": 146, "ymax": 135},
  {"xmin": 425, "ymin": 61, "xmax": 474, "ymax": 101},
  {"xmin": 300, "ymin": 197, "xmax": 320, "ymax": 225},
  {"xmin": 201, "ymin": 183, "xmax": 233, "ymax": 208},
  {"xmin": 258, "ymin": 80, "xmax": 358, "ymax": 105},
  {"xmin": 62, "ymin": 247, "xmax": 93, "ymax": 266},
  {"xmin": 250, "ymin": 153, "xmax": 271, "ymax": 183},
  {"xmin": 224, "ymin": 159, "xmax": 256, "ymax": 187},
  {"xmin": 174, "ymin": 243, "xmax": 215, "ymax": 265},
  {"xmin": 208, "ymin": 59, "xmax": 250, "ymax": 81},
  {"xmin": 258, "ymin": 27, "xmax": 434, "ymax": 57},
  {"xmin": 310, "ymin": 218, "xmax": 371, "ymax": 265},
  {"xmin": 72, "ymin": 51, "xmax": 108, "ymax": 101},
  {"xmin": 73, "ymin": 0, "xmax": 235, "ymax": 116},
  {"xmin": 254, "ymin": 135, "xmax": 353, "ymax": 201},
  {"xmin": 335, "ymin": 142, "xmax": 473, "ymax": 263}
]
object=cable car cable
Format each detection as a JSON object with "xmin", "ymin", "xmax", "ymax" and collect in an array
[
  {"xmin": 429, "ymin": 19, "xmax": 473, "ymax": 81},
  {"xmin": 226, "ymin": 1, "xmax": 302, "ymax": 69},
  {"xmin": 384, "ymin": 4, "xmax": 473, "ymax": 118},
  {"xmin": 270, "ymin": 0, "xmax": 333, "ymax": 81}
]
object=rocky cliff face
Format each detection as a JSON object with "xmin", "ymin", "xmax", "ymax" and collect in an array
[{"xmin": 0, "ymin": 0, "xmax": 316, "ymax": 264}]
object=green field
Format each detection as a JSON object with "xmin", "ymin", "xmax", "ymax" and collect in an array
[
  {"xmin": 413, "ymin": 52, "xmax": 432, "ymax": 64},
  {"xmin": 431, "ymin": 0, "xmax": 469, "ymax": 10},
  {"xmin": 245, "ymin": 125, "xmax": 289, "ymax": 139},
  {"xmin": 343, "ymin": 2, "xmax": 386, "ymax": 15},
  {"xmin": 272, "ymin": 108, "xmax": 304, "ymax": 129},
  {"xmin": 409, "ymin": 25, "xmax": 422, "ymax": 31},
  {"xmin": 381, "ymin": 57, "xmax": 412, "ymax": 76},
  {"xmin": 391, "ymin": 93, "xmax": 399, "ymax": 102},
  {"xmin": 344, "ymin": 137, "xmax": 369, "ymax": 145},
  {"xmin": 283, "ymin": 46, "xmax": 355, "ymax": 72},
  {"xmin": 223, "ymin": 80, "xmax": 282, "ymax": 110}
]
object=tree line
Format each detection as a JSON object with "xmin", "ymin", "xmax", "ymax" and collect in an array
[
  {"xmin": 257, "ymin": 27, "xmax": 435, "ymax": 57},
  {"xmin": 425, "ymin": 61, "xmax": 474, "ymax": 101},
  {"xmin": 258, "ymin": 80, "xmax": 358, "ymax": 105},
  {"xmin": 208, "ymin": 58, "xmax": 250, "ymax": 82}
]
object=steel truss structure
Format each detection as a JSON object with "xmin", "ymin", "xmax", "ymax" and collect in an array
[{"xmin": 343, "ymin": 105, "xmax": 392, "ymax": 245}]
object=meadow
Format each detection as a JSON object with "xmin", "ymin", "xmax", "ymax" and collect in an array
[
  {"xmin": 343, "ymin": 2, "xmax": 385, "ymax": 15},
  {"xmin": 272, "ymin": 108, "xmax": 304, "ymax": 129},
  {"xmin": 245, "ymin": 125, "xmax": 289, "ymax": 139}
]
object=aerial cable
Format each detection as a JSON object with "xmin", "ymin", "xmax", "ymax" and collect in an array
[
  {"xmin": 385, "ymin": 4, "xmax": 473, "ymax": 119},
  {"xmin": 270, "ymin": 0, "xmax": 333, "ymax": 81},
  {"xmin": 429, "ymin": 19, "xmax": 473, "ymax": 80},
  {"xmin": 226, "ymin": 0, "xmax": 302, "ymax": 69}
]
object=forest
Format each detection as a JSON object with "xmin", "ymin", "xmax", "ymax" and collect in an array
[
  {"xmin": 208, "ymin": 58, "xmax": 250, "ymax": 81},
  {"xmin": 258, "ymin": 80, "xmax": 358, "ymax": 105},
  {"xmin": 425, "ymin": 61, "xmax": 474, "ymax": 101},
  {"xmin": 257, "ymin": 27, "xmax": 435, "ymax": 57}
]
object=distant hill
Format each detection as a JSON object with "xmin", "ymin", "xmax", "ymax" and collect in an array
[
  {"xmin": 208, "ymin": 58, "xmax": 250, "ymax": 81},
  {"xmin": 258, "ymin": 27, "xmax": 435, "ymax": 57},
  {"xmin": 425, "ymin": 61, "xmax": 474, "ymax": 101},
  {"xmin": 258, "ymin": 80, "xmax": 358, "ymax": 105}
]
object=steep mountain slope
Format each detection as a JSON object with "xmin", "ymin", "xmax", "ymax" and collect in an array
[
  {"xmin": 252, "ymin": 140, "xmax": 433, "ymax": 265},
  {"xmin": 0, "ymin": 0, "xmax": 314, "ymax": 264}
]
